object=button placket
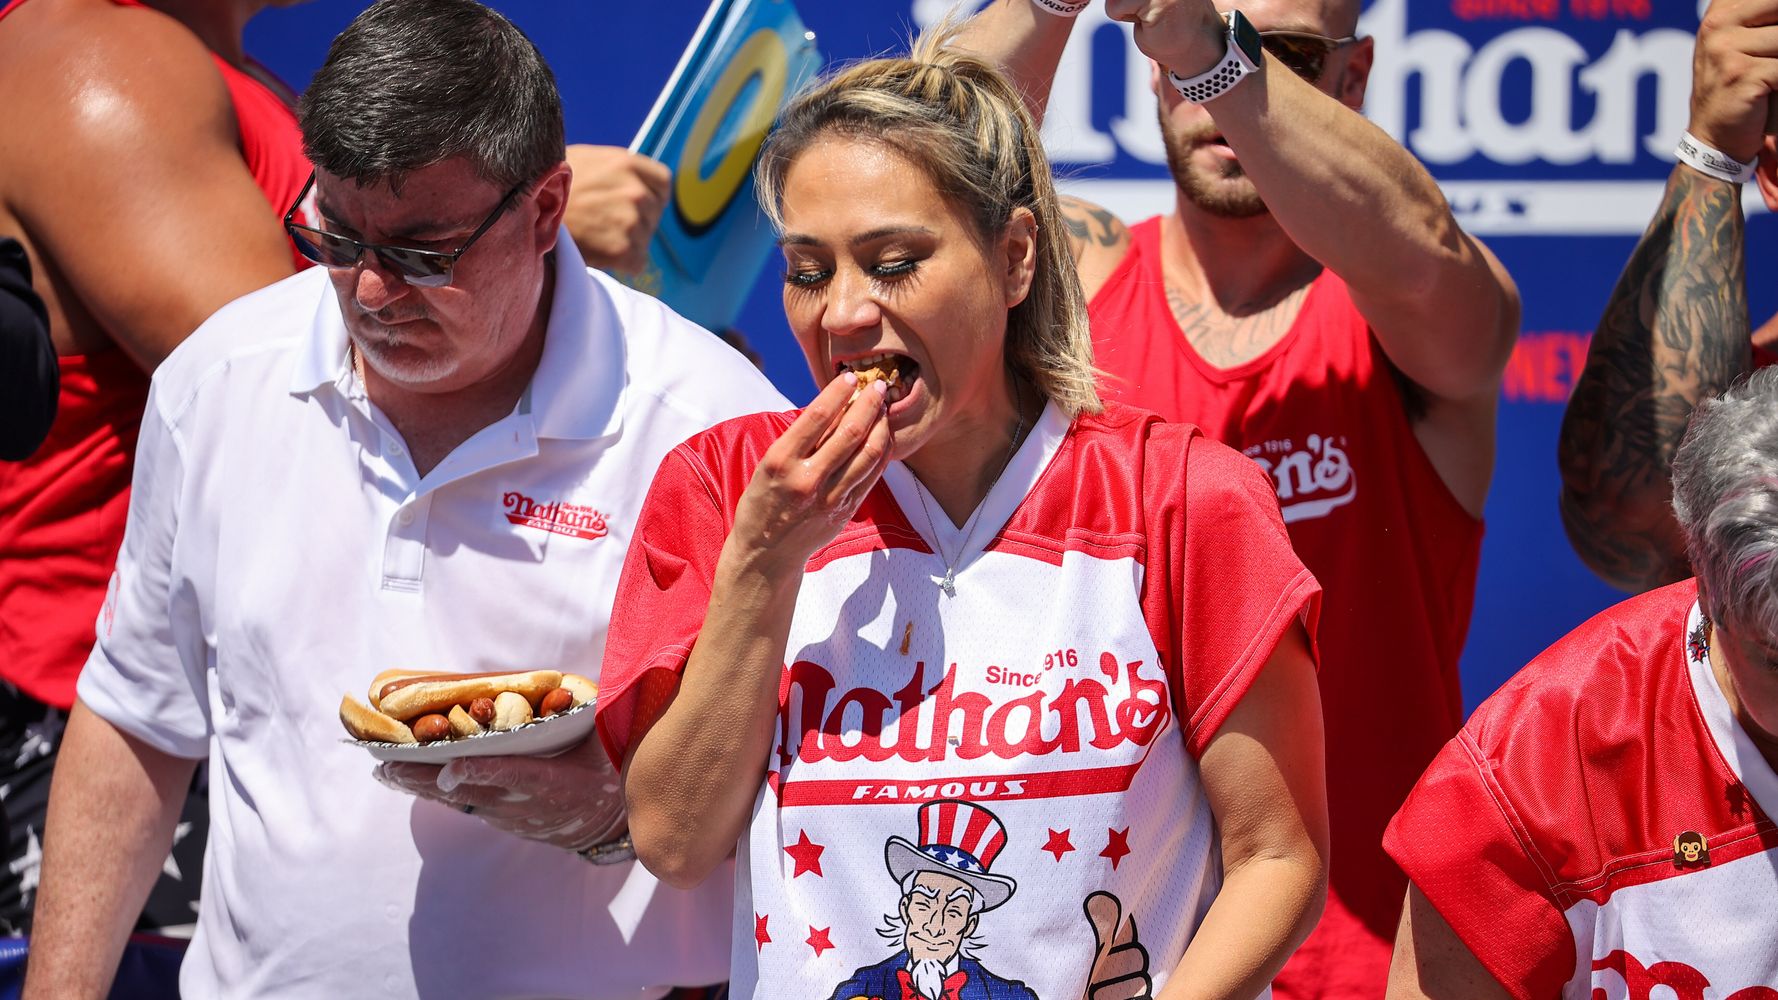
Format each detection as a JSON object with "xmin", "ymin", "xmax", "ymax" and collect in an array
[{"xmin": 382, "ymin": 494, "xmax": 433, "ymax": 590}]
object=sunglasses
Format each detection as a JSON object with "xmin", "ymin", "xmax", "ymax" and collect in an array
[
  {"xmin": 283, "ymin": 172, "xmax": 526, "ymax": 288},
  {"xmin": 1259, "ymin": 30, "xmax": 1357, "ymax": 83}
]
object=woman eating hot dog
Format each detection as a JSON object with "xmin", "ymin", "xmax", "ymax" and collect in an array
[{"xmin": 596, "ymin": 30, "xmax": 1328, "ymax": 1000}]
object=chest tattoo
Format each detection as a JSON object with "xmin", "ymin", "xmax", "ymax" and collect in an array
[{"xmin": 1164, "ymin": 282, "xmax": 1311, "ymax": 368}]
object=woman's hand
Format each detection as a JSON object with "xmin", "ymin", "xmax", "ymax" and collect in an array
[{"xmin": 729, "ymin": 371, "xmax": 891, "ymax": 576}]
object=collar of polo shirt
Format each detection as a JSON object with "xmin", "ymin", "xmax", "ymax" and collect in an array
[{"xmin": 288, "ymin": 227, "xmax": 627, "ymax": 443}]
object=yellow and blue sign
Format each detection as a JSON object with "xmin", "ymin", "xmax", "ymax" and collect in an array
[{"xmin": 629, "ymin": 0, "xmax": 820, "ymax": 332}]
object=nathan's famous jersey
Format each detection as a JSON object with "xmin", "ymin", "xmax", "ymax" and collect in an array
[
  {"xmin": 1386, "ymin": 581, "xmax": 1778, "ymax": 999},
  {"xmin": 600, "ymin": 402, "xmax": 1320, "ymax": 999},
  {"xmin": 1089, "ymin": 217, "xmax": 1483, "ymax": 1000}
]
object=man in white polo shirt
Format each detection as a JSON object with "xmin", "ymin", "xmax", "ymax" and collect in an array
[{"xmin": 22, "ymin": 1, "xmax": 785, "ymax": 997}]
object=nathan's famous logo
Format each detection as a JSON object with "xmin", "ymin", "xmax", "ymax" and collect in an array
[
  {"xmin": 1243, "ymin": 434, "xmax": 1357, "ymax": 525},
  {"xmin": 501, "ymin": 491, "xmax": 609, "ymax": 542},
  {"xmin": 778, "ymin": 652, "xmax": 1168, "ymax": 771}
]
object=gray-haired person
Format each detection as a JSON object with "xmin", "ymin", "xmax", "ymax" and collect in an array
[
  {"xmin": 1384, "ymin": 367, "xmax": 1778, "ymax": 997},
  {"xmin": 23, "ymin": 1, "xmax": 783, "ymax": 997}
]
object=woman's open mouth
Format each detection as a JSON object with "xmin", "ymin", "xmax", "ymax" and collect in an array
[{"xmin": 837, "ymin": 352, "xmax": 918, "ymax": 405}]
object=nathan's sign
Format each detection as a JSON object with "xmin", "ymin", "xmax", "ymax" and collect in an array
[{"xmin": 914, "ymin": 0, "xmax": 1756, "ymax": 234}]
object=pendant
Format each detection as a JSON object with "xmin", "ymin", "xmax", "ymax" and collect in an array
[{"xmin": 939, "ymin": 567, "xmax": 957, "ymax": 597}]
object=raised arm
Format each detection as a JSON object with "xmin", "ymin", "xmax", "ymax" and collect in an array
[
  {"xmin": 952, "ymin": 0, "xmax": 1080, "ymax": 126},
  {"xmin": 1107, "ymin": 0, "xmax": 1519, "ymax": 407},
  {"xmin": 1557, "ymin": 169, "xmax": 1749, "ymax": 593},
  {"xmin": 624, "ymin": 376, "xmax": 890, "ymax": 888},
  {"xmin": 952, "ymin": 5, "xmax": 1132, "ymax": 290},
  {"xmin": 1557, "ymin": 0, "xmax": 1778, "ymax": 593}
]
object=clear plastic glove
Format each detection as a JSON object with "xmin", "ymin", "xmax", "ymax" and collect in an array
[
  {"xmin": 375, "ymin": 735, "xmax": 626, "ymax": 853},
  {"xmin": 563, "ymin": 144, "xmax": 670, "ymax": 275}
]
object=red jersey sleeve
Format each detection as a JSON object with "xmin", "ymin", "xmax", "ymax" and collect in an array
[
  {"xmin": 1383, "ymin": 730, "xmax": 1577, "ymax": 999},
  {"xmin": 596, "ymin": 442, "xmax": 732, "ymax": 769},
  {"xmin": 1144, "ymin": 424, "xmax": 1322, "ymax": 757}
]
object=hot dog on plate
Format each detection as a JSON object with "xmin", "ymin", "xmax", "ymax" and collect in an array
[{"xmin": 339, "ymin": 669, "xmax": 596, "ymax": 745}]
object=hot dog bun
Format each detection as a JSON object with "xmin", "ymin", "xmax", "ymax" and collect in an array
[
  {"xmin": 340, "ymin": 696, "xmax": 418, "ymax": 744},
  {"xmin": 367, "ymin": 669, "xmax": 434, "ymax": 711},
  {"xmin": 559, "ymin": 673, "xmax": 597, "ymax": 707},
  {"xmin": 375, "ymin": 670, "xmax": 562, "ymax": 722},
  {"xmin": 447, "ymin": 704, "xmax": 483, "ymax": 739}
]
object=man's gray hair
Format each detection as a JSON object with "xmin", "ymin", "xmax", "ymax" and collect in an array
[
  {"xmin": 1672, "ymin": 365, "xmax": 1778, "ymax": 638},
  {"xmin": 298, "ymin": 0, "xmax": 564, "ymax": 191}
]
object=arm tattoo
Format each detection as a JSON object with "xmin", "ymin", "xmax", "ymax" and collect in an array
[
  {"xmin": 1058, "ymin": 198, "xmax": 1127, "ymax": 260},
  {"xmin": 1558, "ymin": 166, "xmax": 1751, "ymax": 592}
]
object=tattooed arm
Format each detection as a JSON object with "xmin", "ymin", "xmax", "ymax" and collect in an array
[
  {"xmin": 1557, "ymin": 0, "xmax": 1778, "ymax": 592},
  {"xmin": 1557, "ymin": 167, "xmax": 1750, "ymax": 593}
]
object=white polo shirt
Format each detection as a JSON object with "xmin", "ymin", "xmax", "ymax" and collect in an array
[{"xmin": 78, "ymin": 236, "xmax": 788, "ymax": 1000}]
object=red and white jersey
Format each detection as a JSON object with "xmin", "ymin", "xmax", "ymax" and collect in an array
[
  {"xmin": 1385, "ymin": 581, "xmax": 1778, "ymax": 999},
  {"xmin": 599, "ymin": 402, "xmax": 1320, "ymax": 999}
]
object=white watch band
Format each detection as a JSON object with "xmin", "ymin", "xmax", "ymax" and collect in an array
[
  {"xmin": 1029, "ymin": 0, "xmax": 1090, "ymax": 16},
  {"xmin": 1166, "ymin": 16, "xmax": 1259, "ymax": 104},
  {"xmin": 1675, "ymin": 132, "xmax": 1756, "ymax": 185}
]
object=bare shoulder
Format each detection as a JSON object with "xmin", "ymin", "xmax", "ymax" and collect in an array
[
  {"xmin": 1057, "ymin": 195, "xmax": 1131, "ymax": 301},
  {"xmin": 0, "ymin": 0, "xmax": 234, "ymax": 201}
]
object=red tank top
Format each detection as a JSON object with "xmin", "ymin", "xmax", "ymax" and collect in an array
[
  {"xmin": 1088, "ymin": 217, "xmax": 1483, "ymax": 1000},
  {"xmin": 0, "ymin": 0, "xmax": 311, "ymax": 709}
]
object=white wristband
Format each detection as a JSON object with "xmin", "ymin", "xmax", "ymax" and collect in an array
[
  {"xmin": 1676, "ymin": 132, "xmax": 1756, "ymax": 185},
  {"xmin": 1030, "ymin": 0, "xmax": 1090, "ymax": 16}
]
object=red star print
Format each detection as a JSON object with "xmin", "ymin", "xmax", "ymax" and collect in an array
[
  {"xmin": 754, "ymin": 913, "xmax": 771, "ymax": 952},
  {"xmin": 1042, "ymin": 828, "xmax": 1075, "ymax": 862},
  {"xmin": 785, "ymin": 829, "xmax": 826, "ymax": 878},
  {"xmin": 1100, "ymin": 827, "xmax": 1132, "ymax": 870},
  {"xmin": 806, "ymin": 925, "xmax": 835, "ymax": 957}
]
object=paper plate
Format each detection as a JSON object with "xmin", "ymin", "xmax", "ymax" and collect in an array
[{"xmin": 348, "ymin": 699, "xmax": 598, "ymax": 763}]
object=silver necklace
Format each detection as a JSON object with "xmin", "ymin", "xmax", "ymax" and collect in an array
[{"xmin": 911, "ymin": 390, "xmax": 1029, "ymax": 598}]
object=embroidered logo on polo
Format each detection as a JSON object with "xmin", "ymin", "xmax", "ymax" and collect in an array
[
  {"xmin": 1242, "ymin": 433, "xmax": 1357, "ymax": 524},
  {"xmin": 501, "ymin": 491, "xmax": 609, "ymax": 541}
]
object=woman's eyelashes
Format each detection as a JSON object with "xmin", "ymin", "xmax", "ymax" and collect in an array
[{"xmin": 781, "ymin": 257, "xmax": 923, "ymax": 289}]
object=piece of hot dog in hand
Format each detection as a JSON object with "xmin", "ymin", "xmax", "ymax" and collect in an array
[{"xmin": 338, "ymin": 669, "xmax": 597, "ymax": 744}]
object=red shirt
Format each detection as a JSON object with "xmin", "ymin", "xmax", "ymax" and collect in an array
[
  {"xmin": 1088, "ymin": 217, "xmax": 1484, "ymax": 1000},
  {"xmin": 1385, "ymin": 581, "xmax": 1778, "ymax": 997},
  {"xmin": 0, "ymin": 0, "xmax": 310, "ymax": 708}
]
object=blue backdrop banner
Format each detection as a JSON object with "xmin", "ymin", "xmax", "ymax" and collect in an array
[{"xmin": 245, "ymin": 0, "xmax": 1776, "ymax": 713}]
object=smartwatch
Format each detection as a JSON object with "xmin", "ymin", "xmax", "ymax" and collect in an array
[{"xmin": 1166, "ymin": 10, "xmax": 1263, "ymax": 105}]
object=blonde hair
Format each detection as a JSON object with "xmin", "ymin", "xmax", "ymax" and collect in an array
[{"xmin": 755, "ymin": 26, "xmax": 1103, "ymax": 417}]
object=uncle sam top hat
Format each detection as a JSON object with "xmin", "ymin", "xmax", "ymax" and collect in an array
[{"xmin": 884, "ymin": 800, "xmax": 1018, "ymax": 911}]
